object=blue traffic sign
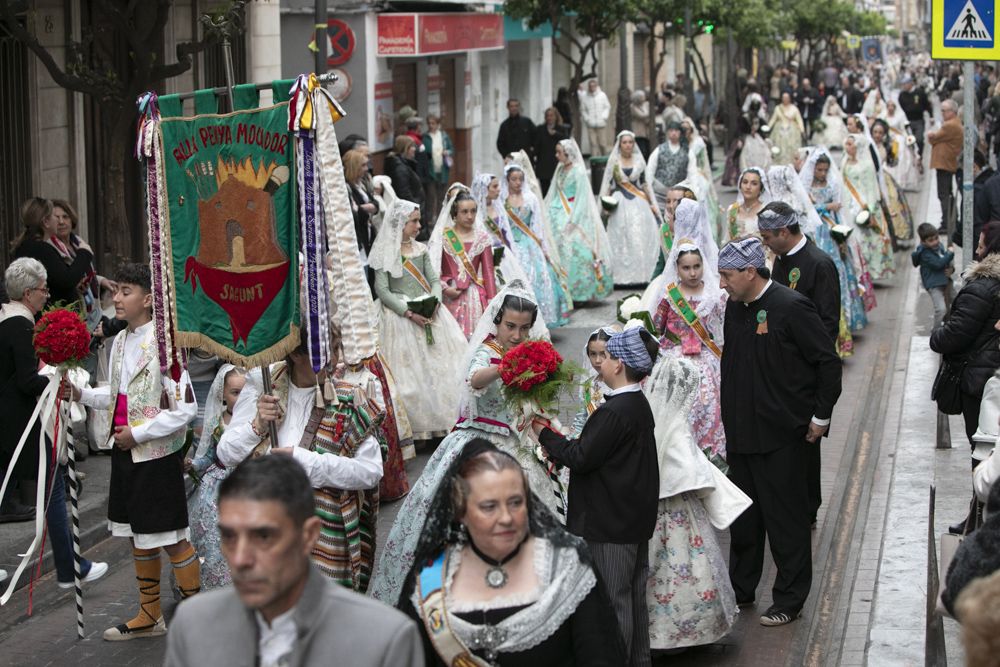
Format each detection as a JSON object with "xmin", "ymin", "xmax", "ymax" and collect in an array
[{"xmin": 933, "ymin": 0, "xmax": 1000, "ymax": 59}]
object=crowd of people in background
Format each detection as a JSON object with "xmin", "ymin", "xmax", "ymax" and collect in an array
[{"xmin": 7, "ymin": 44, "xmax": 1000, "ymax": 666}]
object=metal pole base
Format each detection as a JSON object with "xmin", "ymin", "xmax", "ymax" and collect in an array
[{"xmin": 935, "ymin": 410, "xmax": 952, "ymax": 449}]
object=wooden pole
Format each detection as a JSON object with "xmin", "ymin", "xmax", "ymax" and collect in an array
[{"xmin": 220, "ymin": 38, "xmax": 279, "ymax": 446}]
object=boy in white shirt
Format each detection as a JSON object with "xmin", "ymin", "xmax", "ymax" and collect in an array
[{"xmin": 70, "ymin": 263, "xmax": 199, "ymax": 641}]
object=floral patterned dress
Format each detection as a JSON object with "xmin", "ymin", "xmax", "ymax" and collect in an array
[
  {"xmin": 507, "ymin": 203, "xmax": 571, "ymax": 327},
  {"xmin": 810, "ymin": 182, "xmax": 872, "ymax": 330},
  {"xmin": 188, "ymin": 421, "xmax": 232, "ymax": 590},
  {"xmin": 647, "ymin": 493, "xmax": 737, "ymax": 649},
  {"xmin": 547, "ymin": 165, "xmax": 615, "ymax": 301},
  {"xmin": 841, "ymin": 159, "xmax": 895, "ymax": 281},
  {"xmin": 575, "ymin": 362, "xmax": 737, "ymax": 649},
  {"xmin": 653, "ymin": 289, "xmax": 728, "ymax": 470},
  {"xmin": 440, "ymin": 230, "xmax": 497, "ymax": 338}
]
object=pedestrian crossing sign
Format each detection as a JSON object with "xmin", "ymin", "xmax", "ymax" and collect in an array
[{"xmin": 933, "ymin": 0, "xmax": 1000, "ymax": 59}]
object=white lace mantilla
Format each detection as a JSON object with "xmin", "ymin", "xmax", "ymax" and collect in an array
[{"xmin": 410, "ymin": 537, "xmax": 596, "ymax": 655}]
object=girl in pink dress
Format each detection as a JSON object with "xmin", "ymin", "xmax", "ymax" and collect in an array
[
  {"xmin": 646, "ymin": 199, "xmax": 728, "ymax": 471},
  {"xmin": 437, "ymin": 192, "xmax": 498, "ymax": 338}
]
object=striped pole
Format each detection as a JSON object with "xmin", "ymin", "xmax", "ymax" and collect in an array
[{"xmin": 61, "ymin": 379, "xmax": 84, "ymax": 639}]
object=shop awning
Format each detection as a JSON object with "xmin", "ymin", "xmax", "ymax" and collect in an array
[{"xmin": 376, "ymin": 12, "xmax": 505, "ymax": 56}]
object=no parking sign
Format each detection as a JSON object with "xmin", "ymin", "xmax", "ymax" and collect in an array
[
  {"xmin": 932, "ymin": 0, "xmax": 1000, "ymax": 59},
  {"xmin": 326, "ymin": 19, "xmax": 355, "ymax": 67}
]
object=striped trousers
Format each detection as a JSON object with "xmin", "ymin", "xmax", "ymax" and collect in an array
[{"xmin": 587, "ymin": 540, "xmax": 652, "ymax": 667}]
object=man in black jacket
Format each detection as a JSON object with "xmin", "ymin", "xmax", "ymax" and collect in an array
[
  {"xmin": 534, "ymin": 327, "xmax": 659, "ymax": 667},
  {"xmin": 532, "ymin": 108, "xmax": 567, "ymax": 195},
  {"xmin": 718, "ymin": 237, "xmax": 842, "ymax": 627},
  {"xmin": 836, "ymin": 76, "xmax": 864, "ymax": 115},
  {"xmin": 496, "ymin": 99, "xmax": 535, "ymax": 160},
  {"xmin": 759, "ymin": 203, "xmax": 842, "ymax": 527},
  {"xmin": 795, "ymin": 78, "xmax": 822, "ymax": 134},
  {"xmin": 898, "ymin": 77, "xmax": 931, "ymax": 157}
]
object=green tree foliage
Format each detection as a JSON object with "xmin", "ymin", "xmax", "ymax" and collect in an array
[{"xmin": 505, "ymin": 0, "xmax": 632, "ymax": 140}]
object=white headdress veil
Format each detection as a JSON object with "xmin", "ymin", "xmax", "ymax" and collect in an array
[
  {"xmin": 767, "ymin": 165, "xmax": 820, "ymax": 236},
  {"xmin": 644, "ymin": 355, "xmax": 752, "ymax": 526},
  {"xmin": 581, "ymin": 325, "xmax": 620, "ymax": 376},
  {"xmin": 841, "ymin": 131, "xmax": 877, "ymax": 172},
  {"xmin": 507, "ymin": 150, "xmax": 545, "ymax": 207},
  {"xmin": 598, "ymin": 130, "xmax": 648, "ymax": 199},
  {"xmin": 502, "ymin": 157, "xmax": 565, "ymax": 275},
  {"xmin": 372, "ymin": 175, "xmax": 397, "ymax": 214},
  {"xmin": 799, "ymin": 146, "xmax": 843, "ymax": 203},
  {"xmin": 458, "ymin": 280, "xmax": 550, "ymax": 412},
  {"xmin": 368, "ymin": 198, "xmax": 420, "ymax": 278},
  {"xmin": 822, "ymin": 96, "xmax": 845, "ymax": 117},
  {"xmin": 472, "ymin": 172, "xmax": 514, "ymax": 247},
  {"xmin": 196, "ymin": 363, "xmax": 237, "ymax": 458},
  {"xmin": 428, "ymin": 184, "xmax": 471, "ymax": 276},
  {"xmin": 642, "ymin": 199, "xmax": 723, "ymax": 334},
  {"xmin": 736, "ymin": 167, "xmax": 772, "ymax": 206}
]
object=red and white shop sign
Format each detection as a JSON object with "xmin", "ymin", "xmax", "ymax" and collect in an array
[
  {"xmin": 376, "ymin": 14, "xmax": 418, "ymax": 56},
  {"xmin": 376, "ymin": 13, "xmax": 504, "ymax": 57}
]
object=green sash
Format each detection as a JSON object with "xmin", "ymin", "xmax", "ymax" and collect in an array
[
  {"xmin": 443, "ymin": 228, "xmax": 484, "ymax": 287},
  {"xmin": 660, "ymin": 221, "xmax": 673, "ymax": 257},
  {"xmin": 666, "ymin": 282, "xmax": 722, "ymax": 358}
]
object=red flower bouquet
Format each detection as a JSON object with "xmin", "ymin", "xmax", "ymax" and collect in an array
[
  {"xmin": 498, "ymin": 340, "xmax": 580, "ymax": 417},
  {"xmin": 33, "ymin": 308, "xmax": 91, "ymax": 368},
  {"xmin": 497, "ymin": 339, "xmax": 580, "ymax": 520}
]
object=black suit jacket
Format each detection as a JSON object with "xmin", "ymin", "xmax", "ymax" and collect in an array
[
  {"xmin": 721, "ymin": 283, "xmax": 843, "ymax": 454},
  {"xmin": 0, "ymin": 314, "xmax": 49, "ymax": 466},
  {"xmin": 773, "ymin": 238, "xmax": 842, "ymax": 345},
  {"xmin": 539, "ymin": 390, "xmax": 659, "ymax": 544},
  {"xmin": 497, "ymin": 115, "xmax": 536, "ymax": 159}
]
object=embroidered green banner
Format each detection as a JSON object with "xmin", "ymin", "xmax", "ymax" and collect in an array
[{"xmin": 158, "ymin": 103, "xmax": 299, "ymax": 365}]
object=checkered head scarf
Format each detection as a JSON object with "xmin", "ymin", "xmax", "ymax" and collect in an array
[
  {"xmin": 718, "ymin": 237, "xmax": 766, "ymax": 270},
  {"xmin": 756, "ymin": 201, "xmax": 799, "ymax": 231},
  {"xmin": 606, "ymin": 327, "xmax": 654, "ymax": 373}
]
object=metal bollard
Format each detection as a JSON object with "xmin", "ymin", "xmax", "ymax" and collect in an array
[{"xmin": 935, "ymin": 410, "xmax": 952, "ymax": 449}]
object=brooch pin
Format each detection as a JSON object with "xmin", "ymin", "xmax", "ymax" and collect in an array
[
  {"xmin": 788, "ymin": 267, "xmax": 801, "ymax": 290},
  {"xmin": 756, "ymin": 309, "xmax": 768, "ymax": 335}
]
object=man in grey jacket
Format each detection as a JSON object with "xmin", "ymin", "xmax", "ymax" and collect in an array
[{"xmin": 165, "ymin": 456, "xmax": 423, "ymax": 667}]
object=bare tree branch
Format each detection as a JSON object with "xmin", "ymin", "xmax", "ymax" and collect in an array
[{"xmin": 0, "ymin": 3, "xmax": 109, "ymax": 98}]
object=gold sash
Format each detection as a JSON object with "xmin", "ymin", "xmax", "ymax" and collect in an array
[
  {"xmin": 402, "ymin": 257, "xmax": 433, "ymax": 293},
  {"xmin": 614, "ymin": 166, "xmax": 650, "ymax": 203},
  {"xmin": 842, "ymin": 174, "xmax": 882, "ymax": 233}
]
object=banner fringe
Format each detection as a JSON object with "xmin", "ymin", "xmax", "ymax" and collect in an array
[{"xmin": 174, "ymin": 326, "xmax": 301, "ymax": 369}]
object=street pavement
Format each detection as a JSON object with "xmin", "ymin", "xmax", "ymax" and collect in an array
[{"xmin": 0, "ymin": 157, "xmax": 971, "ymax": 666}]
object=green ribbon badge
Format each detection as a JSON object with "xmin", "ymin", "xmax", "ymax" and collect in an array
[
  {"xmin": 756, "ymin": 309, "xmax": 767, "ymax": 324},
  {"xmin": 789, "ymin": 267, "xmax": 801, "ymax": 285}
]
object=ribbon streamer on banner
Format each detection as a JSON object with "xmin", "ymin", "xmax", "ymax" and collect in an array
[
  {"xmin": 288, "ymin": 75, "xmax": 332, "ymax": 372},
  {"xmin": 137, "ymin": 93, "xmax": 185, "ymax": 394},
  {"xmin": 290, "ymin": 75, "xmax": 331, "ymax": 373},
  {"xmin": 0, "ymin": 373, "xmax": 67, "ymax": 605},
  {"xmin": 311, "ymin": 79, "xmax": 378, "ymax": 365}
]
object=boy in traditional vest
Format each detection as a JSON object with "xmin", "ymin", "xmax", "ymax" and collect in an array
[{"xmin": 70, "ymin": 263, "xmax": 199, "ymax": 640}]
